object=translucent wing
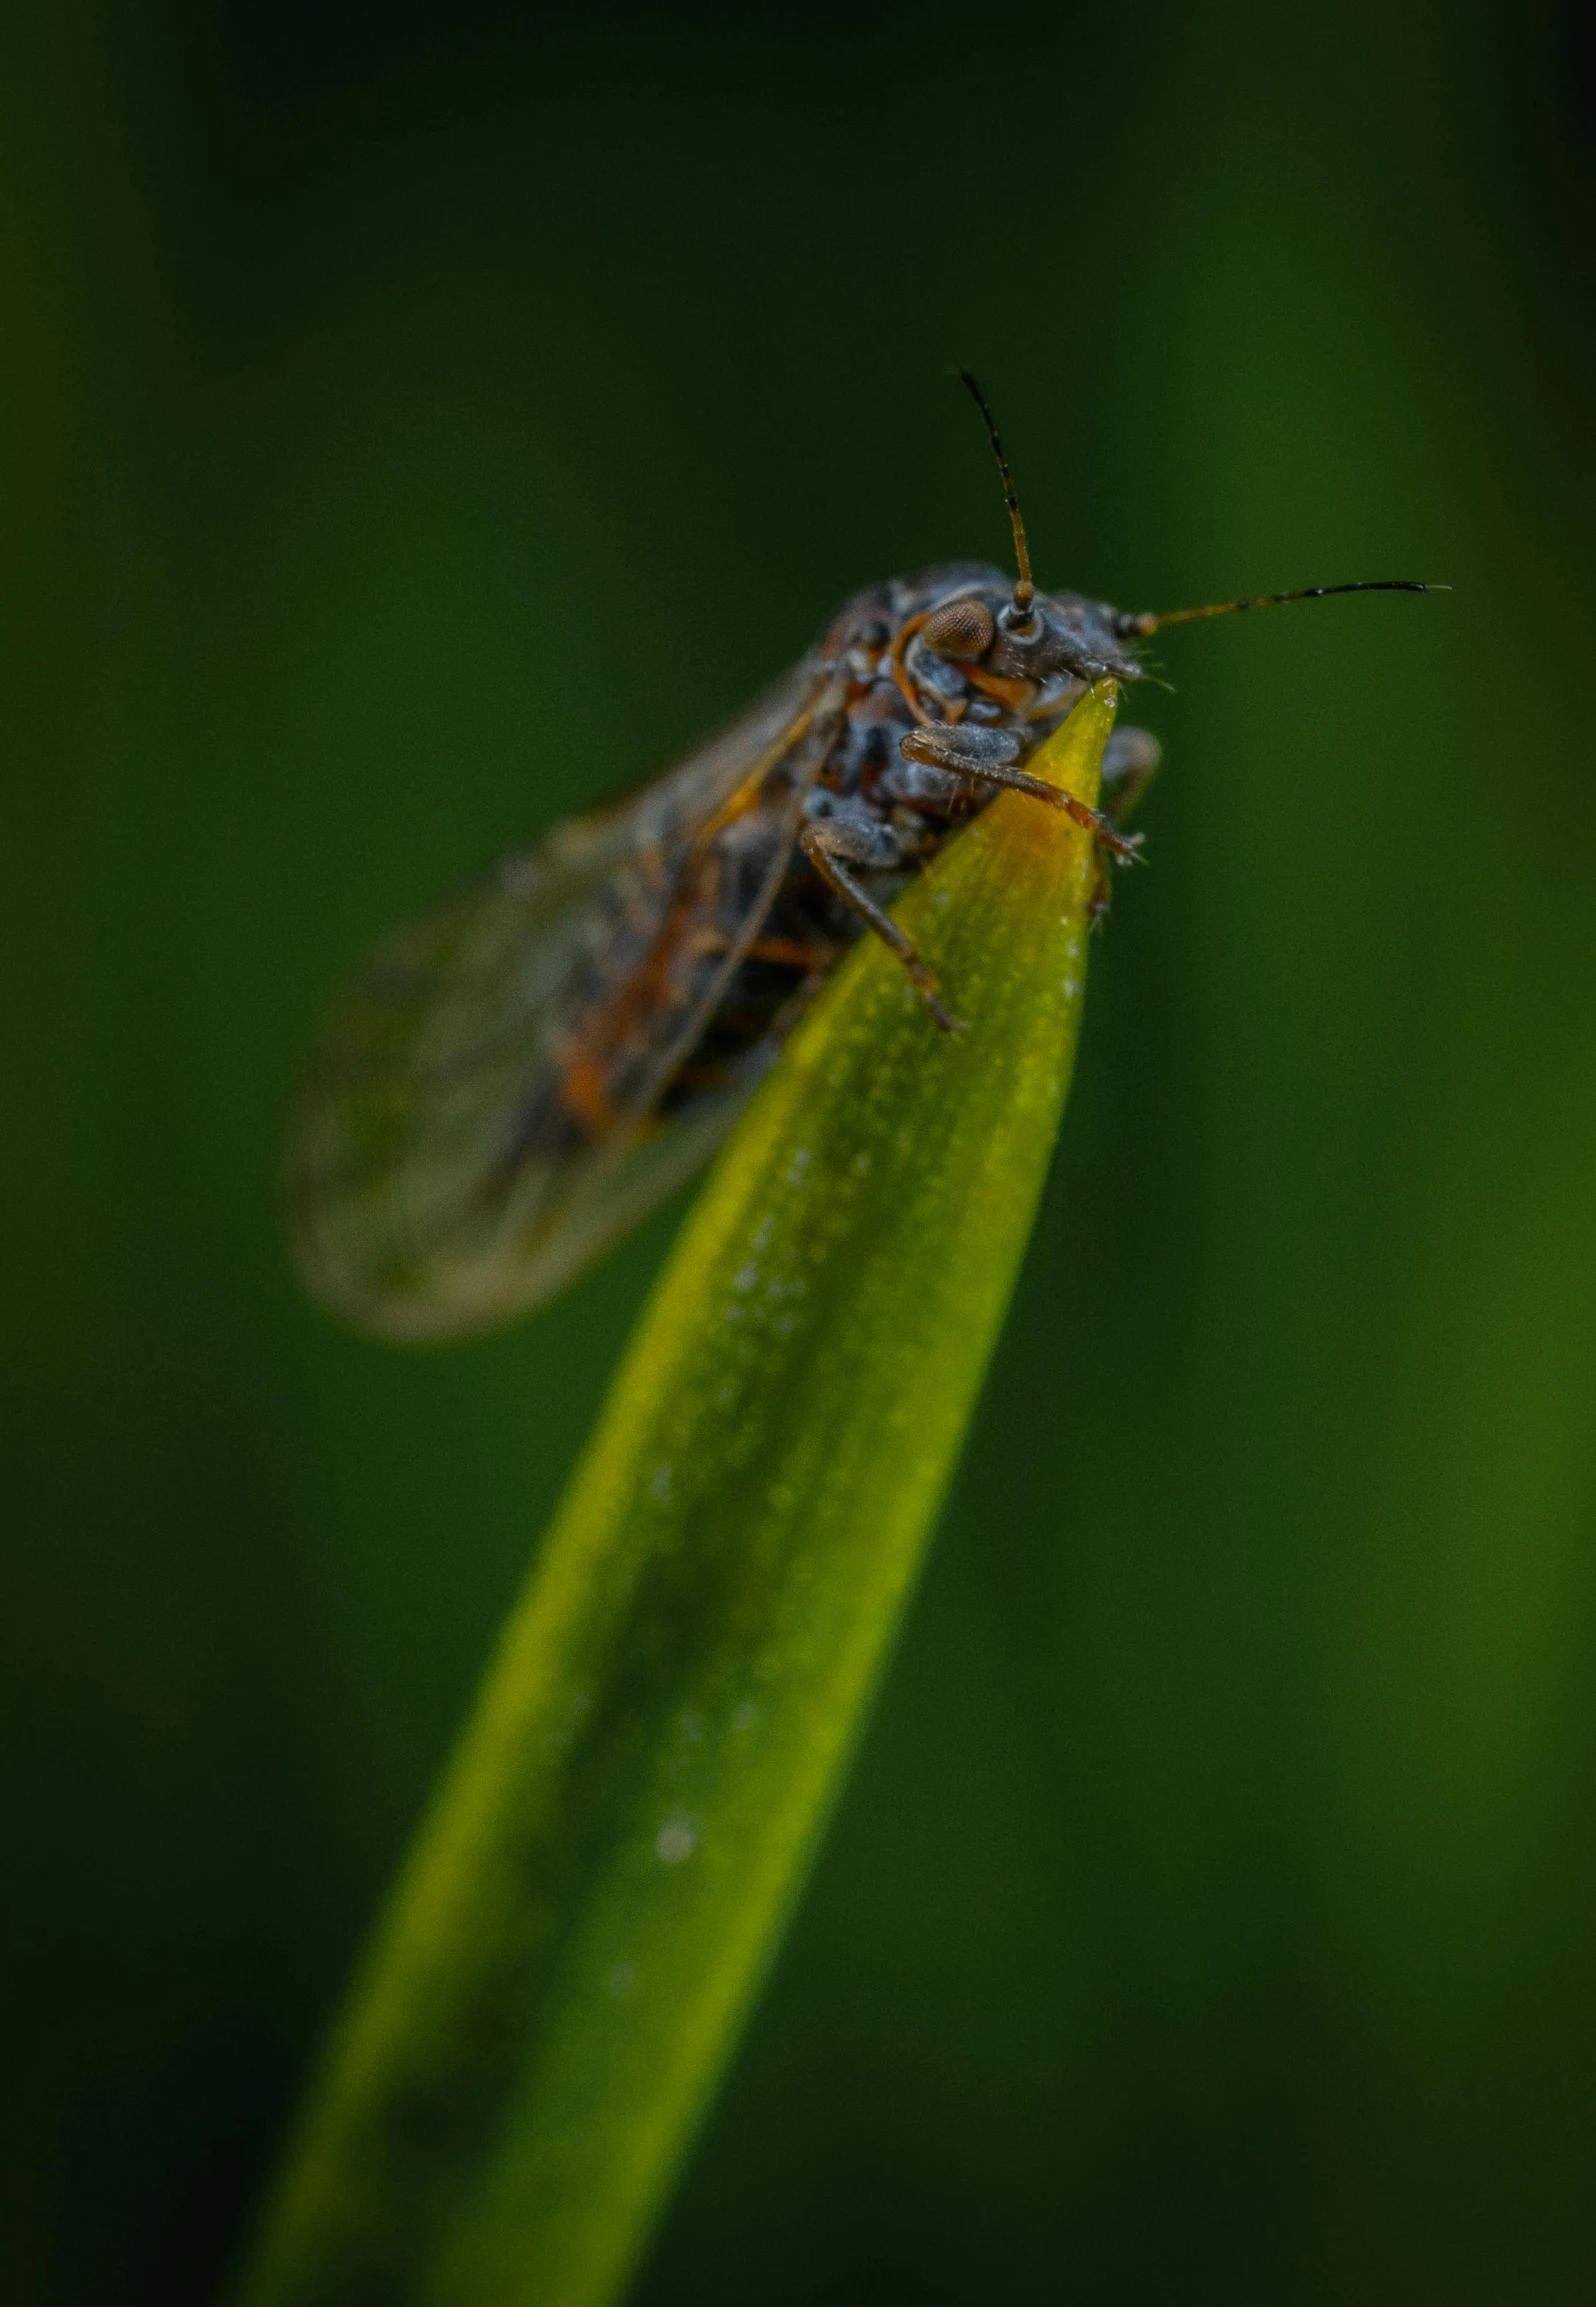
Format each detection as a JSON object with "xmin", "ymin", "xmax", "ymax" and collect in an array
[{"xmin": 284, "ymin": 659, "xmax": 843, "ymax": 1341}]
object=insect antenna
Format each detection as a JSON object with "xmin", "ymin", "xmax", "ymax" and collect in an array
[
  {"xmin": 957, "ymin": 369, "xmax": 1035, "ymax": 627},
  {"xmin": 1117, "ymin": 578, "xmax": 1448, "ymax": 637}
]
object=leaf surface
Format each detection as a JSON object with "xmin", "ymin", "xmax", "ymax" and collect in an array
[{"xmin": 238, "ymin": 683, "xmax": 1119, "ymax": 2307}]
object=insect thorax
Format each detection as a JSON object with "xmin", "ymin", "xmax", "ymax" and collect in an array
[{"xmin": 806, "ymin": 563, "xmax": 1133, "ymax": 830}]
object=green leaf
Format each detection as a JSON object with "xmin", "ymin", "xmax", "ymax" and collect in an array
[{"xmin": 236, "ymin": 681, "xmax": 1119, "ymax": 2307}]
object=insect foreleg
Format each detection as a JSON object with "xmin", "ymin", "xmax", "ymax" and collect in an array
[
  {"xmin": 798, "ymin": 822, "xmax": 963, "ymax": 1037},
  {"xmin": 897, "ymin": 723, "xmax": 1143, "ymax": 861}
]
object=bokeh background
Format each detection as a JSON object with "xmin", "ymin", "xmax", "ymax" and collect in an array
[{"xmin": 5, "ymin": 1, "xmax": 1595, "ymax": 2299}]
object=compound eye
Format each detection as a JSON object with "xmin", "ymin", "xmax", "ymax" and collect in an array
[{"xmin": 920, "ymin": 596, "xmax": 996, "ymax": 660}]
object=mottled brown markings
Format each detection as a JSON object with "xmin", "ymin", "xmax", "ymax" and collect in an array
[{"xmin": 284, "ymin": 572, "xmax": 1157, "ymax": 1339}]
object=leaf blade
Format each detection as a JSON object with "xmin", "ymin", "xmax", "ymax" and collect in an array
[{"xmin": 237, "ymin": 681, "xmax": 1119, "ymax": 2307}]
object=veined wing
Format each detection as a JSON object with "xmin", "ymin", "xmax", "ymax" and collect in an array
[{"xmin": 284, "ymin": 658, "xmax": 844, "ymax": 1342}]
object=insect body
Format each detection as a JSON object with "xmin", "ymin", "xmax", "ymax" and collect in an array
[
  {"xmin": 285, "ymin": 382, "xmax": 1433, "ymax": 1342},
  {"xmin": 286, "ymin": 561, "xmax": 1156, "ymax": 1340}
]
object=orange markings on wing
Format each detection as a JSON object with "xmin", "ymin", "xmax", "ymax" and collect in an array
[
  {"xmin": 744, "ymin": 934, "xmax": 827, "ymax": 969},
  {"xmin": 550, "ymin": 687, "xmax": 837, "ymax": 1154},
  {"xmin": 558, "ymin": 888, "xmax": 712, "ymax": 1136},
  {"xmin": 689, "ymin": 697, "xmax": 822, "ymax": 852},
  {"xmin": 560, "ymin": 1049, "xmax": 614, "ymax": 1135}
]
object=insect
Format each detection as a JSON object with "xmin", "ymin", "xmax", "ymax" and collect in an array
[{"xmin": 284, "ymin": 376, "xmax": 1435, "ymax": 1342}]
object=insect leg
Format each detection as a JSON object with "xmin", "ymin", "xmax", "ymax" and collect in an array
[
  {"xmin": 968, "ymin": 759, "xmax": 1145, "ymax": 860},
  {"xmin": 1099, "ymin": 726, "xmax": 1163, "ymax": 827},
  {"xmin": 898, "ymin": 724, "xmax": 1143, "ymax": 861},
  {"xmin": 798, "ymin": 823, "xmax": 963, "ymax": 1036},
  {"xmin": 1085, "ymin": 728, "xmax": 1163, "ymax": 926}
]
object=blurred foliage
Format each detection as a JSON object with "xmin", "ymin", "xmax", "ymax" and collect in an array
[{"xmin": 2, "ymin": 2, "xmax": 1594, "ymax": 2302}]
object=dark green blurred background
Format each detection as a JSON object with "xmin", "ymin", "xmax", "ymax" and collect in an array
[{"xmin": 5, "ymin": 2, "xmax": 1595, "ymax": 2299}]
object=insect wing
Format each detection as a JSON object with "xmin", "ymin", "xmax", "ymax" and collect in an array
[{"xmin": 284, "ymin": 658, "xmax": 833, "ymax": 1341}]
